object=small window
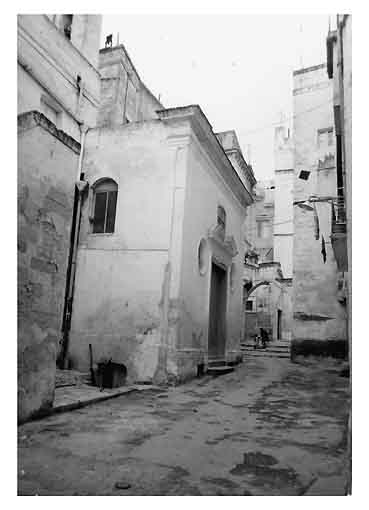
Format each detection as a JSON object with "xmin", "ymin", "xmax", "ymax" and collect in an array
[
  {"xmin": 217, "ymin": 206, "xmax": 226, "ymax": 239},
  {"xmin": 198, "ymin": 238, "xmax": 208, "ymax": 276},
  {"xmin": 246, "ymin": 300, "xmax": 254, "ymax": 311},
  {"xmin": 91, "ymin": 179, "xmax": 118, "ymax": 234},
  {"xmin": 257, "ymin": 220, "xmax": 271, "ymax": 239}
]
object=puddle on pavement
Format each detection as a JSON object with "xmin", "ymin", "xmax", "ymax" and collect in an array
[{"xmin": 229, "ymin": 451, "xmax": 299, "ymax": 488}]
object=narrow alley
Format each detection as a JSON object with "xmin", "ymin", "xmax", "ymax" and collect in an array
[{"xmin": 18, "ymin": 356, "xmax": 350, "ymax": 496}]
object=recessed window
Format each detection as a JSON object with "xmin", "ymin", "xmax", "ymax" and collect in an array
[
  {"xmin": 217, "ymin": 205, "xmax": 226, "ymax": 239},
  {"xmin": 198, "ymin": 238, "xmax": 208, "ymax": 275},
  {"xmin": 317, "ymin": 127, "xmax": 334, "ymax": 148},
  {"xmin": 91, "ymin": 179, "xmax": 118, "ymax": 234},
  {"xmin": 257, "ymin": 220, "xmax": 271, "ymax": 239},
  {"xmin": 245, "ymin": 300, "xmax": 254, "ymax": 312},
  {"xmin": 230, "ymin": 262, "xmax": 236, "ymax": 293}
]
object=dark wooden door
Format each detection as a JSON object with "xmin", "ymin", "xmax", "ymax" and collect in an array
[
  {"xmin": 208, "ymin": 262, "xmax": 227, "ymax": 359},
  {"xmin": 277, "ymin": 309, "xmax": 282, "ymax": 340}
]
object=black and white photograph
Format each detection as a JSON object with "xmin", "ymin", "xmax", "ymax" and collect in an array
[{"xmin": 13, "ymin": 3, "xmax": 355, "ymax": 498}]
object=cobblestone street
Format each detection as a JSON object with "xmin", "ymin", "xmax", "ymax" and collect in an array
[{"xmin": 18, "ymin": 356, "xmax": 350, "ymax": 496}]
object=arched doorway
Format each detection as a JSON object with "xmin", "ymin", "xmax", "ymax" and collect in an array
[{"xmin": 243, "ymin": 281, "xmax": 272, "ymax": 342}]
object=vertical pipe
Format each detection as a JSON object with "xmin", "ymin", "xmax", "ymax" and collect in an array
[{"xmin": 58, "ymin": 125, "xmax": 88, "ymax": 369}]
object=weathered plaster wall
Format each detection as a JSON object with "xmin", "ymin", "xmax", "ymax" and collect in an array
[
  {"xmin": 18, "ymin": 15, "xmax": 101, "ymax": 141},
  {"xmin": 18, "ymin": 112, "xmax": 80, "ymax": 421},
  {"xmin": 292, "ymin": 64, "xmax": 347, "ymax": 354},
  {"xmin": 175, "ymin": 136, "xmax": 246, "ymax": 378},
  {"xmin": 69, "ymin": 121, "xmax": 180, "ymax": 383}
]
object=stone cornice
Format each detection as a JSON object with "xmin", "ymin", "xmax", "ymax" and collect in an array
[
  {"xmin": 99, "ymin": 49, "xmax": 141, "ymax": 90},
  {"xmin": 18, "ymin": 110, "xmax": 81, "ymax": 154},
  {"xmin": 275, "ymin": 168, "xmax": 294, "ymax": 174},
  {"xmin": 225, "ymin": 148, "xmax": 257, "ymax": 188},
  {"xmin": 293, "ymin": 63, "xmax": 326, "ymax": 76},
  {"xmin": 156, "ymin": 105, "xmax": 253, "ymax": 209}
]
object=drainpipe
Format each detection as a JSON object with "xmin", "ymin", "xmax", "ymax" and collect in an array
[{"xmin": 57, "ymin": 124, "xmax": 89, "ymax": 369}]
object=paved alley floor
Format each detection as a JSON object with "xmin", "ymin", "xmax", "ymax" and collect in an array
[{"xmin": 18, "ymin": 356, "xmax": 350, "ymax": 496}]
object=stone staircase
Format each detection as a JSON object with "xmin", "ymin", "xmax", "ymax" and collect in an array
[{"xmin": 241, "ymin": 340, "xmax": 291, "ymax": 359}]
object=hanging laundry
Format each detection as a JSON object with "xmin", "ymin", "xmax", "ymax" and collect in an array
[
  {"xmin": 321, "ymin": 235, "xmax": 327, "ymax": 263},
  {"xmin": 313, "ymin": 203, "xmax": 320, "ymax": 240}
]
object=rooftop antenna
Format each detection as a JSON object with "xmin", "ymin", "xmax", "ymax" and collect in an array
[
  {"xmin": 116, "ymin": 32, "xmax": 120, "ymax": 46},
  {"xmin": 158, "ymin": 93, "xmax": 161, "ymax": 103}
]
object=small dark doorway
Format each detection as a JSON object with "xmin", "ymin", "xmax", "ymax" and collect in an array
[
  {"xmin": 277, "ymin": 309, "xmax": 282, "ymax": 340},
  {"xmin": 208, "ymin": 262, "xmax": 227, "ymax": 360}
]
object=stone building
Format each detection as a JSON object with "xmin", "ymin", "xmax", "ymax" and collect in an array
[
  {"xmin": 241, "ymin": 121, "xmax": 294, "ymax": 345},
  {"xmin": 67, "ymin": 105, "xmax": 253, "ymax": 383},
  {"xmin": 326, "ymin": 14, "xmax": 351, "ymax": 350},
  {"xmin": 242, "ymin": 175, "xmax": 292, "ymax": 343},
  {"xmin": 97, "ymin": 44, "xmax": 163, "ymax": 126},
  {"xmin": 47, "ymin": 44, "xmax": 254, "ymax": 384},
  {"xmin": 274, "ymin": 125, "xmax": 294, "ymax": 280},
  {"xmin": 326, "ymin": 16, "xmax": 351, "ymax": 487},
  {"xmin": 18, "ymin": 15, "xmax": 102, "ymax": 421},
  {"xmin": 291, "ymin": 63, "xmax": 347, "ymax": 357}
]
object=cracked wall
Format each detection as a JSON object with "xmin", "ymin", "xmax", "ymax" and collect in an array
[{"xmin": 18, "ymin": 112, "xmax": 79, "ymax": 421}]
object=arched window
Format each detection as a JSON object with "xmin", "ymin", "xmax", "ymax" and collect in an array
[
  {"xmin": 91, "ymin": 179, "xmax": 118, "ymax": 234},
  {"xmin": 217, "ymin": 205, "xmax": 226, "ymax": 239}
]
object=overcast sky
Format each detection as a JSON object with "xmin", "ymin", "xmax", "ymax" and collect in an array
[{"xmin": 101, "ymin": 14, "xmax": 332, "ymax": 181}]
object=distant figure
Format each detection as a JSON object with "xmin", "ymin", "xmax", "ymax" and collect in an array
[
  {"xmin": 260, "ymin": 328, "xmax": 269, "ymax": 349},
  {"xmin": 253, "ymin": 333, "xmax": 260, "ymax": 350},
  {"xmin": 105, "ymin": 34, "xmax": 113, "ymax": 48}
]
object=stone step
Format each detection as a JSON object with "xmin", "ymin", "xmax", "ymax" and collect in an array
[
  {"xmin": 241, "ymin": 342, "xmax": 291, "ymax": 348},
  {"xmin": 207, "ymin": 365, "xmax": 235, "ymax": 376},
  {"xmin": 241, "ymin": 351, "xmax": 290, "ymax": 357},
  {"xmin": 242, "ymin": 350, "xmax": 290, "ymax": 359},
  {"xmin": 241, "ymin": 345, "xmax": 290, "ymax": 352},
  {"xmin": 207, "ymin": 359, "xmax": 227, "ymax": 367}
]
